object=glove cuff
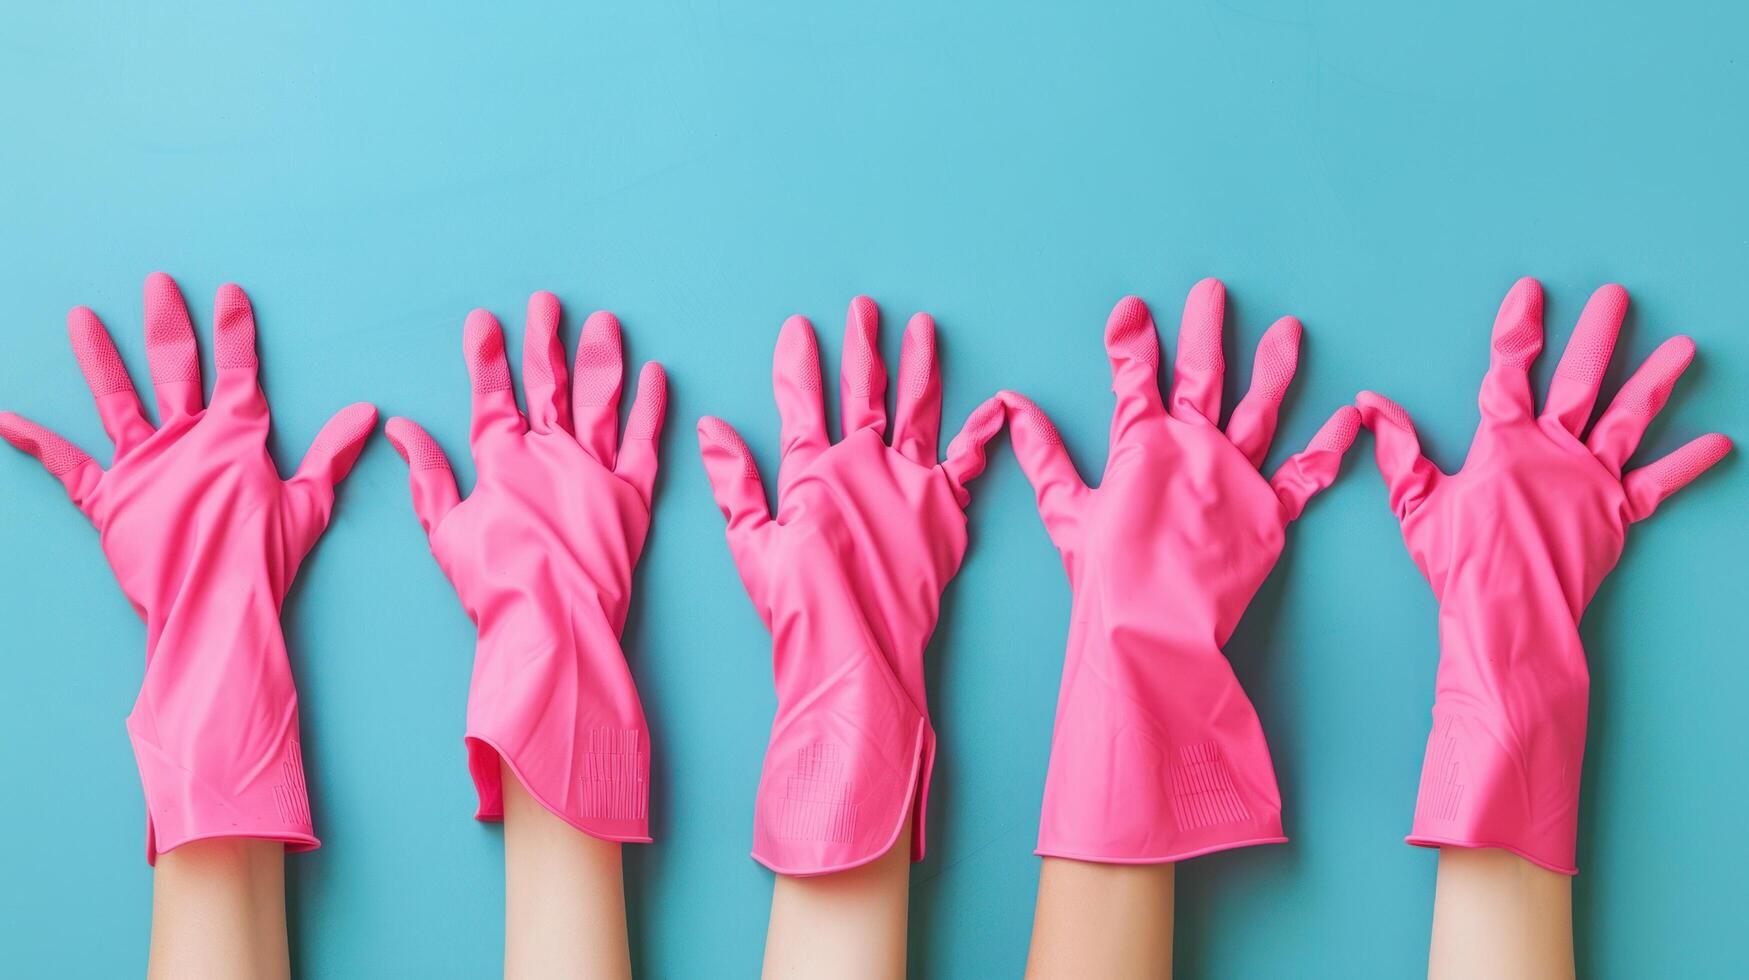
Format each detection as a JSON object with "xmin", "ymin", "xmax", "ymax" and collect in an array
[{"xmin": 1407, "ymin": 709, "xmax": 1581, "ymax": 875}]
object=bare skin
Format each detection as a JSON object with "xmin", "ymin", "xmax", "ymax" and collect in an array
[
  {"xmin": 1429, "ymin": 847, "xmax": 1574, "ymax": 979},
  {"xmin": 1027, "ymin": 858, "xmax": 1175, "ymax": 979},
  {"xmin": 762, "ymin": 817, "xmax": 913, "ymax": 979},
  {"xmin": 148, "ymin": 839, "xmax": 289, "ymax": 980},
  {"xmin": 500, "ymin": 759, "xmax": 633, "ymax": 980}
]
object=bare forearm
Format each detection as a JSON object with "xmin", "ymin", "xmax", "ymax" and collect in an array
[
  {"xmin": 1429, "ymin": 848, "xmax": 1573, "ymax": 980},
  {"xmin": 763, "ymin": 818, "xmax": 912, "ymax": 979},
  {"xmin": 149, "ymin": 839, "xmax": 289, "ymax": 980},
  {"xmin": 501, "ymin": 759, "xmax": 632, "ymax": 980},
  {"xmin": 1027, "ymin": 857, "xmax": 1174, "ymax": 979}
]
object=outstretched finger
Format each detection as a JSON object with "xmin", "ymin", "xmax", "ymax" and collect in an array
[
  {"xmin": 1623, "ymin": 433, "xmax": 1732, "ymax": 522},
  {"xmin": 1541, "ymin": 283, "xmax": 1626, "ymax": 437},
  {"xmin": 1477, "ymin": 277, "xmax": 1544, "ymax": 424},
  {"xmin": 384, "ymin": 416, "xmax": 463, "ymax": 537},
  {"xmin": 1226, "ymin": 316, "xmax": 1302, "ymax": 467},
  {"xmin": 1586, "ymin": 336, "xmax": 1695, "ymax": 475},
  {"xmin": 1356, "ymin": 391, "xmax": 1443, "ymax": 519},
  {"xmin": 774, "ymin": 315, "xmax": 829, "ymax": 495},
  {"xmin": 464, "ymin": 309, "xmax": 524, "ymax": 445},
  {"xmin": 143, "ymin": 272, "xmax": 203, "ymax": 422},
  {"xmin": 890, "ymin": 313, "xmax": 942, "ymax": 465},
  {"xmin": 286, "ymin": 402, "xmax": 378, "ymax": 555},
  {"xmin": 840, "ymin": 295, "xmax": 888, "ymax": 439},
  {"xmin": 941, "ymin": 395, "xmax": 1006, "ymax": 507},
  {"xmin": 210, "ymin": 283, "xmax": 268, "ymax": 419},
  {"xmin": 573, "ymin": 309, "xmax": 624, "ymax": 464},
  {"xmin": 998, "ymin": 391, "xmax": 1088, "ymax": 549},
  {"xmin": 614, "ymin": 362, "xmax": 668, "ymax": 506},
  {"xmin": 0, "ymin": 411, "xmax": 103, "ymax": 512},
  {"xmin": 1270, "ymin": 406, "xmax": 1361, "ymax": 521},
  {"xmin": 67, "ymin": 305, "xmax": 153, "ymax": 456},
  {"xmin": 1104, "ymin": 295, "xmax": 1166, "ymax": 446},
  {"xmin": 1169, "ymin": 277, "xmax": 1226, "ymax": 425},
  {"xmin": 523, "ymin": 291, "xmax": 571, "ymax": 435}
]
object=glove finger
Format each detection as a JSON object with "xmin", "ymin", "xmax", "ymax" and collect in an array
[
  {"xmin": 142, "ymin": 271, "xmax": 203, "ymax": 421},
  {"xmin": 286, "ymin": 402, "xmax": 378, "ymax": 555},
  {"xmin": 1169, "ymin": 277, "xmax": 1226, "ymax": 425},
  {"xmin": 698, "ymin": 414, "xmax": 774, "ymax": 533},
  {"xmin": 1271, "ymin": 405, "xmax": 1361, "ymax": 522},
  {"xmin": 1356, "ymin": 391, "xmax": 1443, "ymax": 519},
  {"xmin": 1477, "ymin": 276, "xmax": 1544, "ymax": 424},
  {"xmin": 1226, "ymin": 315, "xmax": 1302, "ymax": 467},
  {"xmin": 1542, "ymin": 283, "xmax": 1627, "ymax": 437},
  {"xmin": 464, "ymin": 309, "xmax": 524, "ymax": 445},
  {"xmin": 1585, "ymin": 335, "xmax": 1695, "ymax": 475},
  {"xmin": 614, "ymin": 362, "xmax": 667, "ymax": 507},
  {"xmin": 998, "ymin": 390, "xmax": 1088, "ymax": 549},
  {"xmin": 384, "ymin": 416, "xmax": 462, "ymax": 537},
  {"xmin": 890, "ymin": 313, "xmax": 942, "ymax": 466},
  {"xmin": 67, "ymin": 305, "xmax": 153, "ymax": 456},
  {"xmin": 0, "ymin": 411, "xmax": 103, "ymax": 512},
  {"xmin": 1104, "ymin": 295, "xmax": 1166, "ymax": 446},
  {"xmin": 209, "ymin": 283, "xmax": 268, "ymax": 420},
  {"xmin": 1624, "ymin": 433, "xmax": 1732, "ymax": 522},
  {"xmin": 840, "ymin": 295, "xmax": 888, "ymax": 439},
  {"xmin": 774, "ymin": 315, "xmax": 829, "ymax": 496},
  {"xmin": 572, "ymin": 309, "xmax": 624, "ymax": 464},
  {"xmin": 941, "ymin": 395, "xmax": 1005, "ymax": 507},
  {"xmin": 523, "ymin": 291, "xmax": 571, "ymax": 435}
]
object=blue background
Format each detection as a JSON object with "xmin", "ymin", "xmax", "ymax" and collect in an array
[{"xmin": 1, "ymin": 2, "xmax": 1743, "ymax": 976}]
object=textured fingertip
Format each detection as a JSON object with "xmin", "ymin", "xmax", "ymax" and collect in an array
[
  {"xmin": 1619, "ymin": 335, "xmax": 1697, "ymax": 417},
  {"xmin": 311, "ymin": 402, "xmax": 378, "ymax": 457},
  {"xmin": 899, "ymin": 313, "xmax": 937, "ymax": 399},
  {"xmin": 67, "ymin": 306, "xmax": 133, "ymax": 396},
  {"xmin": 1179, "ymin": 277, "xmax": 1227, "ymax": 370},
  {"xmin": 1104, "ymin": 295, "xmax": 1158, "ymax": 364},
  {"xmin": 463, "ymin": 309, "xmax": 511, "ymax": 393},
  {"xmin": 775, "ymin": 314, "xmax": 822, "ymax": 392},
  {"xmin": 1555, "ymin": 283, "xmax": 1629, "ymax": 384},
  {"xmin": 945, "ymin": 396, "xmax": 1005, "ymax": 459},
  {"xmin": 1654, "ymin": 433, "xmax": 1732, "ymax": 492},
  {"xmin": 1356, "ymin": 390, "xmax": 1413, "ymax": 430},
  {"xmin": 382, "ymin": 416, "xmax": 442, "ymax": 471},
  {"xmin": 212, "ymin": 283, "xmax": 258, "ymax": 370},
  {"xmin": 697, "ymin": 416, "xmax": 758, "ymax": 478},
  {"xmin": 0, "ymin": 412, "xmax": 89, "ymax": 476},
  {"xmin": 572, "ymin": 310, "xmax": 624, "ymax": 405},
  {"xmin": 143, "ymin": 271, "xmax": 199, "ymax": 384},
  {"xmin": 383, "ymin": 417, "xmax": 414, "ymax": 461},
  {"xmin": 1000, "ymin": 390, "xmax": 1061, "ymax": 446},
  {"xmin": 844, "ymin": 295, "xmax": 881, "ymax": 397},
  {"xmin": 1308, "ymin": 405, "xmax": 1362, "ymax": 454},
  {"xmin": 1251, "ymin": 316, "xmax": 1303, "ymax": 402},
  {"xmin": 522, "ymin": 291, "xmax": 564, "ymax": 386},
  {"xmin": 1491, "ymin": 277, "xmax": 1545, "ymax": 369},
  {"xmin": 625, "ymin": 362, "xmax": 668, "ymax": 440}
]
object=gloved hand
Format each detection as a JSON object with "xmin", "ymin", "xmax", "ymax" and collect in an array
[
  {"xmin": 697, "ymin": 297, "xmax": 1004, "ymax": 875},
  {"xmin": 384, "ymin": 293, "xmax": 665, "ymax": 843},
  {"xmin": 0, "ymin": 272, "xmax": 375, "ymax": 863},
  {"xmin": 1357, "ymin": 278, "xmax": 1732, "ymax": 874},
  {"xmin": 1001, "ymin": 280, "xmax": 1359, "ymax": 863}
]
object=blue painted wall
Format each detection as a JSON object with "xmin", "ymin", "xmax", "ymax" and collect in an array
[{"xmin": 1, "ymin": 2, "xmax": 1742, "ymax": 975}]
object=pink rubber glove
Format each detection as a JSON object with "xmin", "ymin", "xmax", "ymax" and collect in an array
[
  {"xmin": 0, "ymin": 273, "xmax": 375, "ymax": 863},
  {"xmin": 384, "ymin": 293, "xmax": 665, "ymax": 843},
  {"xmin": 1358, "ymin": 278, "xmax": 1732, "ymax": 874},
  {"xmin": 697, "ymin": 297, "xmax": 1004, "ymax": 875},
  {"xmin": 1000, "ymin": 281, "xmax": 1359, "ymax": 864}
]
